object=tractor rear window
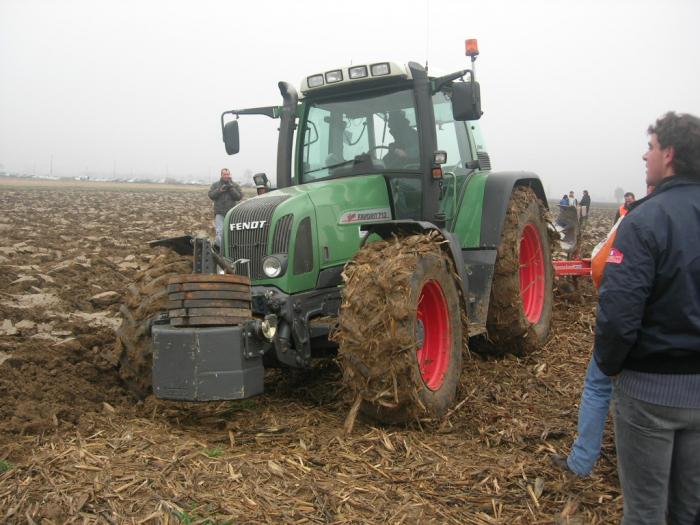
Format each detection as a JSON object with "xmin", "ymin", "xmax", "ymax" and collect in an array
[{"xmin": 300, "ymin": 89, "xmax": 421, "ymax": 182}]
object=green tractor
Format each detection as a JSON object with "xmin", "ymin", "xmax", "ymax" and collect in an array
[{"xmin": 115, "ymin": 41, "xmax": 553, "ymax": 423}]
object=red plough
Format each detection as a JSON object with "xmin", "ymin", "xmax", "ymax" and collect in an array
[{"xmin": 553, "ymin": 258, "xmax": 591, "ymax": 277}]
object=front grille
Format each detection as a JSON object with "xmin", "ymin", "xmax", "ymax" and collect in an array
[
  {"xmin": 227, "ymin": 195, "xmax": 289, "ymax": 280},
  {"xmin": 271, "ymin": 214, "xmax": 293, "ymax": 254}
]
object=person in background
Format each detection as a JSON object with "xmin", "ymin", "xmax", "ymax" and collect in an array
[
  {"xmin": 579, "ymin": 190, "xmax": 591, "ymax": 227},
  {"xmin": 613, "ymin": 192, "xmax": 635, "ymax": 223},
  {"xmin": 568, "ymin": 190, "xmax": 578, "ymax": 208},
  {"xmin": 208, "ymin": 168, "xmax": 243, "ymax": 247},
  {"xmin": 595, "ymin": 112, "xmax": 700, "ymax": 524},
  {"xmin": 559, "ymin": 193, "xmax": 570, "ymax": 210}
]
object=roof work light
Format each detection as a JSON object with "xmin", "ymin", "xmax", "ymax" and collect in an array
[
  {"xmin": 307, "ymin": 74, "xmax": 324, "ymax": 88},
  {"xmin": 370, "ymin": 63, "xmax": 390, "ymax": 76},
  {"xmin": 325, "ymin": 70, "xmax": 343, "ymax": 83},
  {"xmin": 348, "ymin": 65, "xmax": 368, "ymax": 79}
]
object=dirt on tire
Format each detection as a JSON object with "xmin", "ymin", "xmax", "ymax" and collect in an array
[
  {"xmin": 482, "ymin": 186, "xmax": 554, "ymax": 356},
  {"xmin": 114, "ymin": 247, "xmax": 192, "ymax": 398},
  {"xmin": 333, "ymin": 231, "xmax": 464, "ymax": 431}
]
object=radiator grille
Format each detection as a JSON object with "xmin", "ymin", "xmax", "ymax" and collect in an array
[
  {"xmin": 227, "ymin": 195, "xmax": 288, "ymax": 280},
  {"xmin": 271, "ymin": 214, "xmax": 294, "ymax": 254}
]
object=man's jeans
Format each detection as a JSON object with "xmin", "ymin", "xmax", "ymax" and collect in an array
[
  {"xmin": 614, "ymin": 388, "xmax": 700, "ymax": 525},
  {"xmin": 214, "ymin": 214, "xmax": 224, "ymax": 247},
  {"xmin": 567, "ymin": 357, "xmax": 612, "ymax": 476}
]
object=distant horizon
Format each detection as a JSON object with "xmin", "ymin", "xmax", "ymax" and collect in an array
[{"xmin": 0, "ymin": 172, "xmax": 636, "ymax": 204}]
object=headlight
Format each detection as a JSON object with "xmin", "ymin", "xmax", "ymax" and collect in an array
[
  {"xmin": 349, "ymin": 65, "xmax": 368, "ymax": 79},
  {"xmin": 262, "ymin": 256, "xmax": 283, "ymax": 278},
  {"xmin": 370, "ymin": 62, "xmax": 390, "ymax": 76},
  {"xmin": 307, "ymin": 74, "xmax": 324, "ymax": 88},
  {"xmin": 325, "ymin": 70, "xmax": 343, "ymax": 83}
]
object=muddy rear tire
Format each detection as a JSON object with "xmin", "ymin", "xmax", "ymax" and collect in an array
[
  {"xmin": 484, "ymin": 186, "xmax": 553, "ymax": 355},
  {"xmin": 114, "ymin": 248, "xmax": 191, "ymax": 398},
  {"xmin": 334, "ymin": 233, "xmax": 463, "ymax": 426}
]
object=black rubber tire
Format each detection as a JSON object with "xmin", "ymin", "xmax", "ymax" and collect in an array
[
  {"xmin": 483, "ymin": 186, "xmax": 553, "ymax": 355},
  {"xmin": 335, "ymin": 234, "xmax": 463, "ymax": 425},
  {"xmin": 114, "ymin": 248, "xmax": 191, "ymax": 398}
]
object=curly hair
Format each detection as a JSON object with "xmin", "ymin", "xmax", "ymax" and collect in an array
[{"xmin": 648, "ymin": 112, "xmax": 700, "ymax": 179}]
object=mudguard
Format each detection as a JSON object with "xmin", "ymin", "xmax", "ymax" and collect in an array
[
  {"xmin": 361, "ymin": 220, "xmax": 470, "ymax": 312},
  {"xmin": 480, "ymin": 172, "xmax": 547, "ymax": 248},
  {"xmin": 148, "ymin": 235, "xmax": 194, "ymax": 255}
]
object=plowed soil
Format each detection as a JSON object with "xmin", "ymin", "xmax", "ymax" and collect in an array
[{"xmin": 0, "ymin": 179, "xmax": 621, "ymax": 524}]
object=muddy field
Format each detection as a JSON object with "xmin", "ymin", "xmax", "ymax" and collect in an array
[{"xmin": 0, "ymin": 180, "xmax": 620, "ymax": 524}]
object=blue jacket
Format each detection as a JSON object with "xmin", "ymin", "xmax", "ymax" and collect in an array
[{"xmin": 594, "ymin": 175, "xmax": 700, "ymax": 376}]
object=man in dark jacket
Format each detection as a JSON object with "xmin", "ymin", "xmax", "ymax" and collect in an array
[
  {"xmin": 383, "ymin": 111, "xmax": 419, "ymax": 168},
  {"xmin": 579, "ymin": 190, "xmax": 591, "ymax": 227},
  {"xmin": 594, "ymin": 112, "xmax": 700, "ymax": 524},
  {"xmin": 208, "ymin": 168, "xmax": 243, "ymax": 246}
]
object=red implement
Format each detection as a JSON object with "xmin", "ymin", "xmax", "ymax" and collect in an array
[{"xmin": 553, "ymin": 259, "xmax": 592, "ymax": 277}]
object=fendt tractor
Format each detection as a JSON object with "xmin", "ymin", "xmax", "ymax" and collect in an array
[{"xmin": 115, "ymin": 40, "xmax": 554, "ymax": 424}]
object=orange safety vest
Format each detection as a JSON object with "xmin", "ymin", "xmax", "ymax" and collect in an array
[
  {"xmin": 618, "ymin": 204, "xmax": 628, "ymax": 218},
  {"xmin": 591, "ymin": 217, "xmax": 624, "ymax": 289}
]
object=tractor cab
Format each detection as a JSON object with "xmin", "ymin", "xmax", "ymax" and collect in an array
[{"xmin": 222, "ymin": 44, "xmax": 484, "ymax": 228}]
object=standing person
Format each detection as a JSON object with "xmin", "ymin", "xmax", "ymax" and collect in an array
[
  {"xmin": 559, "ymin": 193, "xmax": 570, "ymax": 210},
  {"xmin": 594, "ymin": 112, "xmax": 700, "ymax": 524},
  {"xmin": 208, "ymin": 168, "xmax": 243, "ymax": 247},
  {"xmin": 579, "ymin": 190, "xmax": 591, "ymax": 227},
  {"xmin": 613, "ymin": 192, "xmax": 635, "ymax": 223},
  {"xmin": 568, "ymin": 190, "xmax": 578, "ymax": 208}
]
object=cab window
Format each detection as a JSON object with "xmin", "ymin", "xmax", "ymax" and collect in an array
[{"xmin": 300, "ymin": 89, "xmax": 421, "ymax": 182}]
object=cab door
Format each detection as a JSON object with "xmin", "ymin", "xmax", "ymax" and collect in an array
[{"xmin": 432, "ymin": 90, "xmax": 476, "ymax": 229}]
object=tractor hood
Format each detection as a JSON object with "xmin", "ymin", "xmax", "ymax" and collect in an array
[{"xmin": 224, "ymin": 175, "xmax": 392, "ymax": 294}]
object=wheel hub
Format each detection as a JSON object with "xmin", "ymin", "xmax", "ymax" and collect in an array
[
  {"xmin": 519, "ymin": 223, "xmax": 545, "ymax": 323},
  {"xmin": 416, "ymin": 280, "xmax": 451, "ymax": 391}
]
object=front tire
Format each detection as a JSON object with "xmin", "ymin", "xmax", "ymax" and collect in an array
[
  {"xmin": 114, "ymin": 248, "xmax": 191, "ymax": 398},
  {"xmin": 335, "ymin": 233, "xmax": 463, "ymax": 426}
]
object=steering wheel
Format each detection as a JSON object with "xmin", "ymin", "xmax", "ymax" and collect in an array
[{"xmin": 368, "ymin": 145, "xmax": 390, "ymax": 160}]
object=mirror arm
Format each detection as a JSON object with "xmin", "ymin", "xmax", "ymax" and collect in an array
[
  {"xmin": 222, "ymin": 106, "xmax": 278, "ymax": 119},
  {"xmin": 433, "ymin": 69, "xmax": 472, "ymax": 92},
  {"xmin": 220, "ymin": 106, "xmax": 279, "ymax": 130}
]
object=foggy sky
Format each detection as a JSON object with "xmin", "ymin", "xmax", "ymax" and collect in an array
[{"xmin": 1, "ymin": 0, "xmax": 699, "ymax": 201}]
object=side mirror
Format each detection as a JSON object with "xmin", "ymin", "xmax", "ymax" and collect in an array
[
  {"xmin": 223, "ymin": 120, "xmax": 240, "ymax": 155},
  {"xmin": 451, "ymin": 82, "xmax": 482, "ymax": 121}
]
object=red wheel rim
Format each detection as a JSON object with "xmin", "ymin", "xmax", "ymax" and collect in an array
[
  {"xmin": 519, "ymin": 223, "xmax": 545, "ymax": 323},
  {"xmin": 416, "ymin": 280, "xmax": 451, "ymax": 391}
]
